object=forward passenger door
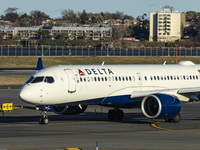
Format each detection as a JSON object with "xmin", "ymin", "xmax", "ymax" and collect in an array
[{"xmin": 64, "ymin": 69, "xmax": 76, "ymax": 93}]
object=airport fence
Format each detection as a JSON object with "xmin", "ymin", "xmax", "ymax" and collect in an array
[{"xmin": 0, "ymin": 45, "xmax": 200, "ymax": 57}]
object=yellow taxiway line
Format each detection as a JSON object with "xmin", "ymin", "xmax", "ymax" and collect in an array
[{"xmin": 151, "ymin": 122, "xmax": 200, "ymax": 135}]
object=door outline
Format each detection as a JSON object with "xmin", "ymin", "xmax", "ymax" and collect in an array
[
  {"xmin": 64, "ymin": 69, "xmax": 76, "ymax": 93},
  {"xmin": 136, "ymin": 72, "xmax": 143, "ymax": 86}
]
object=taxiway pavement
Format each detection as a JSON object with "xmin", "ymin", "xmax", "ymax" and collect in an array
[{"xmin": 0, "ymin": 89, "xmax": 200, "ymax": 150}]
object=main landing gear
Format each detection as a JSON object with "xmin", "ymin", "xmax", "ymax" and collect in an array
[
  {"xmin": 108, "ymin": 108, "xmax": 124, "ymax": 121},
  {"xmin": 164, "ymin": 114, "xmax": 181, "ymax": 123}
]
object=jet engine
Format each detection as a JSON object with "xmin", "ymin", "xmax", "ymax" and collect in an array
[
  {"xmin": 141, "ymin": 93, "xmax": 181, "ymax": 119},
  {"xmin": 52, "ymin": 105, "xmax": 87, "ymax": 115}
]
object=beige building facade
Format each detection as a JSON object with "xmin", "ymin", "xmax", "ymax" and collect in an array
[{"xmin": 149, "ymin": 6, "xmax": 185, "ymax": 42}]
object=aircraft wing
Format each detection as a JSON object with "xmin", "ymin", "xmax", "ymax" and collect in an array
[
  {"xmin": 178, "ymin": 87, "xmax": 200, "ymax": 94},
  {"xmin": 130, "ymin": 89, "xmax": 171, "ymax": 99},
  {"xmin": 130, "ymin": 87, "xmax": 200, "ymax": 101}
]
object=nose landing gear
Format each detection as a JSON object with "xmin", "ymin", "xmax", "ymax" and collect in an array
[
  {"xmin": 39, "ymin": 111, "xmax": 49, "ymax": 125},
  {"xmin": 36, "ymin": 106, "xmax": 49, "ymax": 125}
]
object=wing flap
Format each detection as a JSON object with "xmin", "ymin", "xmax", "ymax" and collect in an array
[
  {"xmin": 178, "ymin": 87, "xmax": 200, "ymax": 94},
  {"xmin": 130, "ymin": 89, "xmax": 171, "ymax": 99}
]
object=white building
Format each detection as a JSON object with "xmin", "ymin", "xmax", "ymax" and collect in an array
[{"xmin": 149, "ymin": 6, "xmax": 185, "ymax": 42}]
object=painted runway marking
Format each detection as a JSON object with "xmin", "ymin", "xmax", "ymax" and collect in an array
[
  {"xmin": 0, "ymin": 121, "xmax": 108, "ymax": 127},
  {"xmin": 151, "ymin": 122, "xmax": 200, "ymax": 135}
]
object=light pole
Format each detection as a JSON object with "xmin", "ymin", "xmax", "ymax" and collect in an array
[{"xmin": 175, "ymin": 44, "xmax": 178, "ymax": 64}]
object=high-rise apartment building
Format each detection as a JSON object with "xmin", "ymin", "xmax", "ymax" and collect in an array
[{"xmin": 149, "ymin": 6, "xmax": 185, "ymax": 42}]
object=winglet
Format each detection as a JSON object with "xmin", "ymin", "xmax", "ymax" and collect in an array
[{"xmin": 36, "ymin": 57, "xmax": 43, "ymax": 71}]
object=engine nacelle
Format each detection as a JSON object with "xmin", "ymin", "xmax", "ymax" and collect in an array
[
  {"xmin": 52, "ymin": 105, "xmax": 87, "ymax": 115},
  {"xmin": 141, "ymin": 93, "xmax": 181, "ymax": 119}
]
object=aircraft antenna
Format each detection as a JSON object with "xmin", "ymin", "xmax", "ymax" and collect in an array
[{"xmin": 102, "ymin": 61, "xmax": 105, "ymax": 66}]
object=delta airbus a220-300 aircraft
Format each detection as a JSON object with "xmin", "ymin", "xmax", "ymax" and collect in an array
[{"xmin": 19, "ymin": 58, "xmax": 200, "ymax": 124}]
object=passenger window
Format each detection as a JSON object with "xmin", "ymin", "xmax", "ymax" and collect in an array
[
  {"xmin": 187, "ymin": 75, "xmax": 189, "ymax": 80},
  {"xmin": 167, "ymin": 76, "xmax": 170, "ymax": 80},
  {"xmin": 129, "ymin": 76, "xmax": 132, "ymax": 81},
  {"xmin": 80, "ymin": 77, "xmax": 83, "ymax": 82},
  {"xmin": 45, "ymin": 76, "xmax": 54, "ymax": 83},
  {"xmin": 94, "ymin": 77, "xmax": 97, "ymax": 82},
  {"xmin": 31, "ymin": 77, "xmax": 44, "ymax": 83},
  {"xmin": 157, "ymin": 76, "xmax": 159, "ymax": 80},
  {"xmin": 161, "ymin": 76, "xmax": 163, "ymax": 80},
  {"xmin": 164, "ymin": 76, "xmax": 166, "ymax": 80},
  {"xmin": 170, "ymin": 76, "xmax": 173, "ymax": 80},
  {"xmin": 105, "ymin": 77, "xmax": 107, "ymax": 81},
  {"xmin": 144, "ymin": 76, "xmax": 147, "ymax": 80},
  {"xmin": 115, "ymin": 77, "xmax": 118, "ymax": 81},
  {"xmin": 119, "ymin": 77, "xmax": 121, "ymax": 81}
]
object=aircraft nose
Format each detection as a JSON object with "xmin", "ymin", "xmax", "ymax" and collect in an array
[
  {"xmin": 19, "ymin": 87, "xmax": 30, "ymax": 102},
  {"xmin": 19, "ymin": 86, "xmax": 37, "ymax": 104}
]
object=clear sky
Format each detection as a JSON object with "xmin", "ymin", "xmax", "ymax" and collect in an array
[{"xmin": 0, "ymin": 0, "xmax": 199, "ymax": 19}]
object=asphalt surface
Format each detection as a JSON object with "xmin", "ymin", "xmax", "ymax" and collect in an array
[{"xmin": 0, "ymin": 89, "xmax": 200, "ymax": 150}]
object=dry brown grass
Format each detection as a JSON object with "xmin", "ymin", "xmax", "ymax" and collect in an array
[
  {"xmin": 0, "ymin": 75, "xmax": 28, "ymax": 85},
  {"xmin": 1, "ymin": 56, "xmax": 200, "ymax": 68},
  {"xmin": 1, "ymin": 56, "xmax": 200, "ymax": 85}
]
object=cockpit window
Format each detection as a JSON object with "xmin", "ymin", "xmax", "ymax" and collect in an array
[
  {"xmin": 31, "ymin": 77, "xmax": 44, "ymax": 83},
  {"xmin": 44, "ymin": 76, "xmax": 54, "ymax": 83},
  {"xmin": 26, "ymin": 76, "xmax": 34, "ymax": 84}
]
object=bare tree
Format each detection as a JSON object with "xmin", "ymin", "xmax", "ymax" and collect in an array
[
  {"xmin": 30, "ymin": 10, "xmax": 49, "ymax": 26},
  {"xmin": 3, "ymin": 7, "xmax": 19, "ymax": 22},
  {"xmin": 61, "ymin": 9, "xmax": 78, "ymax": 23}
]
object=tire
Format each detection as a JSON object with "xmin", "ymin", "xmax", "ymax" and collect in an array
[
  {"xmin": 39, "ymin": 117, "xmax": 43, "ymax": 124},
  {"xmin": 108, "ymin": 110, "xmax": 115, "ymax": 121},
  {"xmin": 116, "ymin": 109, "xmax": 124, "ymax": 121},
  {"xmin": 172, "ymin": 114, "xmax": 181, "ymax": 123}
]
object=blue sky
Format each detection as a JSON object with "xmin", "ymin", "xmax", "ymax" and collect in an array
[{"xmin": 0, "ymin": 0, "xmax": 199, "ymax": 19}]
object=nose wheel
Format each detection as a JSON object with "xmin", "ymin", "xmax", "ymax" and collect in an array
[{"xmin": 39, "ymin": 111, "xmax": 49, "ymax": 125}]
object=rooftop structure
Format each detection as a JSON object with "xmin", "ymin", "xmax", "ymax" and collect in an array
[{"xmin": 149, "ymin": 6, "xmax": 186, "ymax": 42}]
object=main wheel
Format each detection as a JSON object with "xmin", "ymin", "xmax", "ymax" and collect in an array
[
  {"xmin": 116, "ymin": 109, "xmax": 124, "ymax": 121},
  {"xmin": 108, "ymin": 109, "xmax": 124, "ymax": 121},
  {"xmin": 172, "ymin": 114, "xmax": 181, "ymax": 123},
  {"xmin": 164, "ymin": 114, "xmax": 181, "ymax": 123},
  {"xmin": 108, "ymin": 109, "xmax": 115, "ymax": 121}
]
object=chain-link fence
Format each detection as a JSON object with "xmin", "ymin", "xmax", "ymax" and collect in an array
[{"xmin": 0, "ymin": 46, "xmax": 200, "ymax": 56}]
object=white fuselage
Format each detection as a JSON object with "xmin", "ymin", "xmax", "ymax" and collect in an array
[{"xmin": 19, "ymin": 61, "xmax": 200, "ymax": 106}]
